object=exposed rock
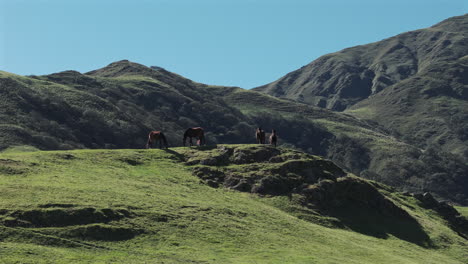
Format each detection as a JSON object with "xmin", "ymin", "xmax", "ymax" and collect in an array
[
  {"xmin": 187, "ymin": 145, "xmax": 346, "ymax": 196},
  {"xmin": 230, "ymin": 146, "xmax": 281, "ymax": 164}
]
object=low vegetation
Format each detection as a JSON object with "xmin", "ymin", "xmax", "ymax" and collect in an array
[{"xmin": 0, "ymin": 145, "xmax": 467, "ymax": 263}]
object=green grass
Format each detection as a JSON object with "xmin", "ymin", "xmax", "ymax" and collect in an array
[
  {"xmin": 455, "ymin": 206, "xmax": 468, "ymax": 218},
  {"xmin": 0, "ymin": 147, "xmax": 466, "ymax": 263},
  {"xmin": 0, "ymin": 145, "xmax": 40, "ymax": 154}
]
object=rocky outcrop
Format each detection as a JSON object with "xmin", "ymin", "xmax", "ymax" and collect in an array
[
  {"xmin": 185, "ymin": 145, "xmax": 431, "ymax": 241},
  {"xmin": 188, "ymin": 145, "xmax": 345, "ymax": 195}
]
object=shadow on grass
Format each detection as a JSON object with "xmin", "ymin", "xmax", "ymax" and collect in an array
[
  {"xmin": 328, "ymin": 204, "xmax": 433, "ymax": 248},
  {"xmin": 162, "ymin": 149, "xmax": 186, "ymax": 162},
  {"xmin": 191, "ymin": 145, "xmax": 218, "ymax": 151}
]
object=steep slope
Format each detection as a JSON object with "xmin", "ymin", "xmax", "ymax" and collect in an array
[
  {"xmin": 0, "ymin": 146, "xmax": 467, "ymax": 263},
  {"xmin": 347, "ymin": 55, "xmax": 468, "ymax": 160},
  {"xmin": 254, "ymin": 14, "xmax": 467, "ymax": 111},
  {"xmin": 254, "ymin": 14, "xmax": 468, "ymax": 162}
]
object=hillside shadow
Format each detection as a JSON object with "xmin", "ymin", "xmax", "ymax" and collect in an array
[
  {"xmin": 192, "ymin": 145, "xmax": 218, "ymax": 151},
  {"xmin": 327, "ymin": 205, "xmax": 433, "ymax": 248},
  {"xmin": 163, "ymin": 149, "xmax": 186, "ymax": 162}
]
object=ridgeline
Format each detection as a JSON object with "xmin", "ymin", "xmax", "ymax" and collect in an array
[{"xmin": 1, "ymin": 58, "xmax": 467, "ymax": 204}]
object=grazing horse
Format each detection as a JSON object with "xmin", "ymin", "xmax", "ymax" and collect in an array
[
  {"xmin": 183, "ymin": 127, "xmax": 205, "ymax": 146},
  {"xmin": 269, "ymin": 129, "xmax": 277, "ymax": 147},
  {"xmin": 146, "ymin": 131, "xmax": 169, "ymax": 149},
  {"xmin": 255, "ymin": 127, "xmax": 266, "ymax": 144}
]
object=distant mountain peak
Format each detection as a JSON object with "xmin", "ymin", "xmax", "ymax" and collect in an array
[
  {"xmin": 86, "ymin": 60, "xmax": 155, "ymax": 77},
  {"xmin": 254, "ymin": 14, "xmax": 468, "ymax": 111}
]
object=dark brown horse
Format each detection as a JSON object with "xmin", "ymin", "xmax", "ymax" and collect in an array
[
  {"xmin": 269, "ymin": 129, "xmax": 277, "ymax": 147},
  {"xmin": 256, "ymin": 127, "xmax": 266, "ymax": 144},
  {"xmin": 146, "ymin": 131, "xmax": 169, "ymax": 149},
  {"xmin": 183, "ymin": 127, "xmax": 205, "ymax": 146}
]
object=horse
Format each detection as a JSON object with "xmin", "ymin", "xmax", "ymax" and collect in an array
[
  {"xmin": 269, "ymin": 129, "xmax": 277, "ymax": 147},
  {"xmin": 255, "ymin": 127, "xmax": 266, "ymax": 144},
  {"xmin": 146, "ymin": 131, "xmax": 169, "ymax": 149},
  {"xmin": 183, "ymin": 127, "xmax": 205, "ymax": 146}
]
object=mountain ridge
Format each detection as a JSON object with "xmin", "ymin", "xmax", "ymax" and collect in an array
[
  {"xmin": 254, "ymin": 13, "xmax": 467, "ymax": 110},
  {"xmin": 1, "ymin": 56, "xmax": 468, "ymax": 204}
]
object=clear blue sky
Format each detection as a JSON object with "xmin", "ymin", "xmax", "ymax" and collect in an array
[{"xmin": 1, "ymin": 0, "xmax": 466, "ymax": 88}]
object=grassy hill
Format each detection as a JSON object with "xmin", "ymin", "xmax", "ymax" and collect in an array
[
  {"xmin": 1, "ymin": 59, "xmax": 468, "ymax": 205},
  {"xmin": 0, "ymin": 61, "xmax": 252, "ymax": 150},
  {"xmin": 0, "ymin": 145, "xmax": 467, "ymax": 263}
]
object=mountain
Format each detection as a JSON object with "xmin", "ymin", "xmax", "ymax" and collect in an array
[
  {"xmin": 254, "ymin": 14, "xmax": 468, "ymax": 163},
  {"xmin": 1, "ymin": 59, "xmax": 468, "ymax": 204},
  {"xmin": 254, "ymin": 14, "xmax": 467, "ymax": 111},
  {"xmin": 1, "ymin": 146, "xmax": 467, "ymax": 263}
]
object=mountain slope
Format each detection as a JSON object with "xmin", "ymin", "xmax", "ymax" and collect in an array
[
  {"xmin": 0, "ymin": 146, "xmax": 467, "ymax": 263},
  {"xmin": 0, "ymin": 60, "xmax": 251, "ymax": 149},
  {"xmin": 1, "ymin": 59, "xmax": 468, "ymax": 204},
  {"xmin": 254, "ymin": 14, "xmax": 467, "ymax": 111},
  {"xmin": 347, "ymin": 55, "xmax": 468, "ymax": 159},
  {"xmin": 253, "ymin": 14, "xmax": 468, "ymax": 161}
]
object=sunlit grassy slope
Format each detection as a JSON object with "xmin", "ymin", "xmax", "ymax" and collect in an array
[{"xmin": 0, "ymin": 146, "xmax": 467, "ymax": 263}]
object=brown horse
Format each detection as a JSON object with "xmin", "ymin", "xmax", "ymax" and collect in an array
[
  {"xmin": 146, "ymin": 131, "xmax": 169, "ymax": 149},
  {"xmin": 269, "ymin": 129, "xmax": 277, "ymax": 147},
  {"xmin": 183, "ymin": 127, "xmax": 205, "ymax": 146},
  {"xmin": 256, "ymin": 127, "xmax": 266, "ymax": 144}
]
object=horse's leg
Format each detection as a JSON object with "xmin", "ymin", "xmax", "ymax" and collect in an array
[{"xmin": 189, "ymin": 137, "xmax": 193, "ymax": 146}]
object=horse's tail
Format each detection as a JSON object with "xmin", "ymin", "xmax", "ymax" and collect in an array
[
  {"xmin": 146, "ymin": 132, "xmax": 152, "ymax": 149},
  {"xmin": 160, "ymin": 132, "xmax": 169, "ymax": 148}
]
